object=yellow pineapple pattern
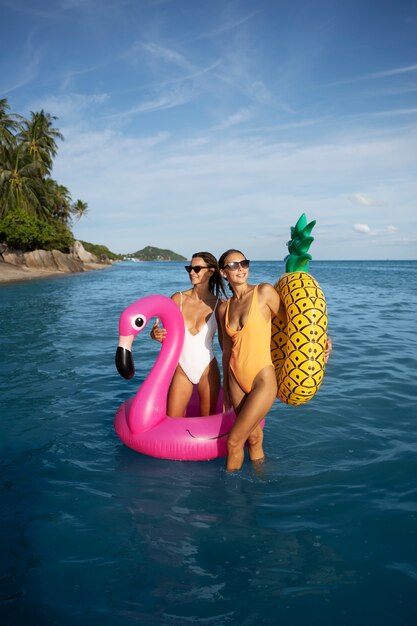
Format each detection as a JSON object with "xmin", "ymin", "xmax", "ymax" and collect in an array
[{"xmin": 271, "ymin": 215, "xmax": 328, "ymax": 405}]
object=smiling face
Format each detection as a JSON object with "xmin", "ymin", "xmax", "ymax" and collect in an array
[
  {"xmin": 221, "ymin": 252, "xmax": 250, "ymax": 286},
  {"xmin": 186, "ymin": 256, "xmax": 214, "ymax": 287}
]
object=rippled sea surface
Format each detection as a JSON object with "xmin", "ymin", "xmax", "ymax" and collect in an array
[{"xmin": 1, "ymin": 260, "xmax": 416, "ymax": 625}]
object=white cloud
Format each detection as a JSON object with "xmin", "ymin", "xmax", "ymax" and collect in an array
[
  {"xmin": 140, "ymin": 43, "xmax": 194, "ymax": 71},
  {"xmin": 368, "ymin": 63, "xmax": 417, "ymax": 79},
  {"xmin": 248, "ymin": 80, "xmax": 272, "ymax": 104},
  {"xmin": 350, "ymin": 193, "xmax": 382, "ymax": 206},
  {"xmin": 212, "ymin": 107, "xmax": 254, "ymax": 130},
  {"xmin": 354, "ymin": 223, "xmax": 374, "ymax": 235},
  {"xmin": 190, "ymin": 11, "xmax": 259, "ymax": 42},
  {"xmin": 60, "ymin": 63, "xmax": 109, "ymax": 91},
  {"xmin": 111, "ymin": 91, "xmax": 197, "ymax": 118},
  {"xmin": 354, "ymin": 223, "xmax": 401, "ymax": 238},
  {"xmin": 28, "ymin": 93, "xmax": 110, "ymax": 120},
  {"xmin": 51, "ymin": 118, "xmax": 417, "ymax": 258},
  {"xmin": 371, "ymin": 107, "xmax": 417, "ymax": 117},
  {"xmin": 321, "ymin": 63, "xmax": 417, "ymax": 89}
]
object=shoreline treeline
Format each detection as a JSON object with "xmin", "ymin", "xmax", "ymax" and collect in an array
[{"xmin": 0, "ymin": 98, "xmax": 88, "ymax": 253}]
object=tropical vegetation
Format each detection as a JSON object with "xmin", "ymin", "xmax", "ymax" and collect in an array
[
  {"xmin": 0, "ymin": 98, "xmax": 89, "ymax": 252},
  {"xmin": 80, "ymin": 240, "xmax": 121, "ymax": 262}
]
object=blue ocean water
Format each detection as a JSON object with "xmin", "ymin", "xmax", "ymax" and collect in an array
[{"xmin": 1, "ymin": 260, "xmax": 416, "ymax": 626}]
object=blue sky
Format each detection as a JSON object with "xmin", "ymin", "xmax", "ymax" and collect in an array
[{"xmin": 1, "ymin": 0, "xmax": 417, "ymax": 260}]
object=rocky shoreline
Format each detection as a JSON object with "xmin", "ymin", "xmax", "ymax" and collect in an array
[{"xmin": 0, "ymin": 240, "xmax": 112, "ymax": 284}]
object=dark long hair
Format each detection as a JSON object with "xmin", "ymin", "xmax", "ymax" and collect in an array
[
  {"xmin": 218, "ymin": 248, "xmax": 246, "ymax": 270},
  {"xmin": 191, "ymin": 251, "xmax": 227, "ymax": 298}
]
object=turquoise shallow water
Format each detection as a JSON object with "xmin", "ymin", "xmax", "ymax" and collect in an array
[{"xmin": 1, "ymin": 260, "xmax": 416, "ymax": 625}]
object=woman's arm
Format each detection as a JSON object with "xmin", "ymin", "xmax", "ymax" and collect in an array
[
  {"xmin": 257, "ymin": 282, "xmax": 283, "ymax": 320},
  {"xmin": 258, "ymin": 283, "xmax": 332, "ymax": 362},
  {"xmin": 150, "ymin": 292, "xmax": 180, "ymax": 342}
]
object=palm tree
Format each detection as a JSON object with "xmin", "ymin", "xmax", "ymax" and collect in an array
[
  {"xmin": 0, "ymin": 98, "xmax": 21, "ymax": 150},
  {"xmin": 42, "ymin": 178, "xmax": 73, "ymax": 223},
  {"xmin": 72, "ymin": 199, "xmax": 88, "ymax": 222},
  {"xmin": 0, "ymin": 104, "xmax": 91, "ymax": 254},
  {"xmin": 0, "ymin": 144, "xmax": 45, "ymax": 218},
  {"xmin": 18, "ymin": 110, "xmax": 64, "ymax": 176}
]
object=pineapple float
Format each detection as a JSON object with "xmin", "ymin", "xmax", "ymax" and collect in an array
[{"xmin": 271, "ymin": 214, "xmax": 328, "ymax": 405}]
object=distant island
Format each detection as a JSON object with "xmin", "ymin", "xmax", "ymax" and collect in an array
[{"xmin": 126, "ymin": 246, "xmax": 186, "ymax": 261}]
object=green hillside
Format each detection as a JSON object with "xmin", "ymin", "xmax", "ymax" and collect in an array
[
  {"xmin": 129, "ymin": 246, "xmax": 186, "ymax": 261},
  {"xmin": 80, "ymin": 241, "xmax": 122, "ymax": 261}
]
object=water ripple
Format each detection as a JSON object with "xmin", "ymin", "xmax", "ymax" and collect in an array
[{"xmin": 1, "ymin": 261, "xmax": 416, "ymax": 625}]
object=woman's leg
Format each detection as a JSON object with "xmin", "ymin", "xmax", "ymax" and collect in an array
[
  {"xmin": 247, "ymin": 425, "xmax": 264, "ymax": 463},
  {"xmin": 227, "ymin": 365, "xmax": 277, "ymax": 471},
  {"xmin": 167, "ymin": 366, "xmax": 194, "ymax": 417},
  {"xmin": 197, "ymin": 359, "xmax": 221, "ymax": 416},
  {"xmin": 226, "ymin": 371, "xmax": 247, "ymax": 470}
]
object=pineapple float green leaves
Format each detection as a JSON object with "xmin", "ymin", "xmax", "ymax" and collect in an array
[
  {"xmin": 285, "ymin": 213, "xmax": 316, "ymax": 272},
  {"xmin": 271, "ymin": 214, "xmax": 328, "ymax": 405}
]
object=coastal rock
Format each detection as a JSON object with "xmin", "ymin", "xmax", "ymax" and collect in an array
[
  {"xmin": 2, "ymin": 250, "xmax": 26, "ymax": 266},
  {"xmin": 71, "ymin": 240, "xmax": 98, "ymax": 263},
  {"xmin": 0, "ymin": 241, "xmax": 110, "ymax": 283},
  {"xmin": 53, "ymin": 250, "xmax": 85, "ymax": 272},
  {"xmin": 22, "ymin": 249, "xmax": 81, "ymax": 272}
]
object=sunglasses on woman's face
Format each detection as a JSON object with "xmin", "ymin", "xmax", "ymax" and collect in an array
[
  {"xmin": 185, "ymin": 265, "xmax": 210, "ymax": 274},
  {"xmin": 224, "ymin": 259, "xmax": 250, "ymax": 271}
]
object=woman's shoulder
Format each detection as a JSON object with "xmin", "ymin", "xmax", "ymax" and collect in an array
[
  {"xmin": 172, "ymin": 288, "xmax": 196, "ymax": 304},
  {"xmin": 257, "ymin": 282, "xmax": 275, "ymax": 294},
  {"xmin": 257, "ymin": 282, "xmax": 279, "ymax": 301},
  {"xmin": 217, "ymin": 297, "xmax": 229, "ymax": 314},
  {"xmin": 256, "ymin": 282, "xmax": 280, "ymax": 313},
  {"xmin": 171, "ymin": 291, "xmax": 184, "ymax": 305}
]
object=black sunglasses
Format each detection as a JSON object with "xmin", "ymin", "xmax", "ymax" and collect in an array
[
  {"xmin": 224, "ymin": 259, "xmax": 250, "ymax": 271},
  {"xmin": 185, "ymin": 265, "xmax": 210, "ymax": 274}
]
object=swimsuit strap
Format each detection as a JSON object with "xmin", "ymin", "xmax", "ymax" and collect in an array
[
  {"xmin": 225, "ymin": 297, "xmax": 231, "ymax": 327},
  {"xmin": 205, "ymin": 298, "xmax": 219, "ymax": 329},
  {"xmin": 179, "ymin": 291, "xmax": 183, "ymax": 311}
]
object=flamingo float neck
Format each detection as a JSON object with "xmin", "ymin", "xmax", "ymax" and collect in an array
[{"xmin": 118, "ymin": 295, "xmax": 185, "ymax": 434}]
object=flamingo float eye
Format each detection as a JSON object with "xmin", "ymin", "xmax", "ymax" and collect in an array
[{"xmin": 131, "ymin": 314, "xmax": 147, "ymax": 331}]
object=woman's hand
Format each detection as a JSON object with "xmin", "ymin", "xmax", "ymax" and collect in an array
[
  {"xmin": 150, "ymin": 318, "xmax": 167, "ymax": 343},
  {"xmin": 324, "ymin": 337, "xmax": 333, "ymax": 363}
]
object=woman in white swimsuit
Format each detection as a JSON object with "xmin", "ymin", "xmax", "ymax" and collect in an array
[{"xmin": 151, "ymin": 252, "xmax": 226, "ymax": 417}]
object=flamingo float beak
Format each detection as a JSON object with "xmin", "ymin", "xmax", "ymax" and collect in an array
[{"xmin": 116, "ymin": 335, "xmax": 135, "ymax": 379}]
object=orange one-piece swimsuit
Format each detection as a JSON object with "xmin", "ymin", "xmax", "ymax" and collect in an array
[{"xmin": 225, "ymin": 285, "xmax": 273, "ymax": 394}]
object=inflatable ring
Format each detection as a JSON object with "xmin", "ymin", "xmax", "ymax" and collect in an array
[
  {"xmin": 114, "ymin": 295, "xmax": 239, "ymax": 460},
  {"xmin": 271, "ymin": 214, "xmax": 328, "ymax": 405}
]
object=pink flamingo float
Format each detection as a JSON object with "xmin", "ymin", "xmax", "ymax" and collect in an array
[{"xmin": 114, "ymin": 295, "xmax": 241, "ymax": 460}]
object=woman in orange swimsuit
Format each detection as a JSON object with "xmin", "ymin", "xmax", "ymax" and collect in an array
[
  {"xmin": 218, "ymin": 249, "xmax": 284, "ymax": 472},
  {"xmin": 218, "ymin": 249, "xmax": 332, "ymax": 471}
]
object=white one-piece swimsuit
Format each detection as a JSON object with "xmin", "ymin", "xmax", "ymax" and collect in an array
[{"xmin": 178, "ymin": 292, "xmax": 219, "ymax": 384}]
